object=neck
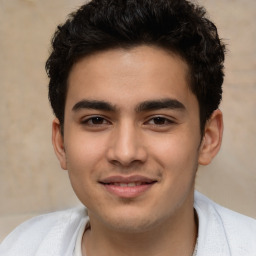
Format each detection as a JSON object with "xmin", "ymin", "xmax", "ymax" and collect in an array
[{"xmin": 82, "ymin": 206, "xmax": 198, "ymax": 256}]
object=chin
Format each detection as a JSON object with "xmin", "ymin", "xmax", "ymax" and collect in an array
[
  {"xmin": 107, "ymin": 217, "xmax": 157, "ymax": 233},
  {"xmin": 93, "ymin": 206, "xmax": 165, "ymax": 234}
]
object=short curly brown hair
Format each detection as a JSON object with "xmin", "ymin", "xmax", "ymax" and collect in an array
[{"xmin": 46, "ymin": 0, "xmax": 225, "ymax": 134}]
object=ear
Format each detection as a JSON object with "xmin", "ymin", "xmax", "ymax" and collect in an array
[
  {"xmin": 52, "ymin": 118, "xmax": 67, "ymax": 170},
  {"xmin": 198, "ymin": 109, "xmax": 223, "ymax": 165}
]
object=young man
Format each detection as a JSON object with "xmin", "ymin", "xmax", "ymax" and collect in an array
[{"xmin": 1, "ymin": 0, "xmax": 255, "ymax": 255}]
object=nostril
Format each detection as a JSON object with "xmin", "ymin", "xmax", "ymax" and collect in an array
[{"xmin": 106, "ymin": 128, "xmax": 147, "ymax": 163}]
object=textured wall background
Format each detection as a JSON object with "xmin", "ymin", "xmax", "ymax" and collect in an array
[{"xmin": 0, "ymin": 0, "xmax": 255, "ymax": 241}]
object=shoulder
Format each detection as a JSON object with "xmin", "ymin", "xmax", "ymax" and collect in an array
[
  {"xmin": 0, "ymin": 206, "xmax": 88, "ymax": 256},
  {"xmin": 194, "ymin": 191, "xmax": 256, "ymax": 256}
]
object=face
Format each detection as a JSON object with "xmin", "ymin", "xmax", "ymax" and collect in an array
[{"xmin": 53, "ymin": 45, "xmax": 222, "ymax": 233}]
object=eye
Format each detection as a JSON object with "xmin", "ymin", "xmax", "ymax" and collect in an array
[
  {"xmin": 147, "ymin": 116, "xmax": 174, "ymax": 126},
  {"xmin": 81, "ymin": 116, "xmax": 110, "ymax": 126}
]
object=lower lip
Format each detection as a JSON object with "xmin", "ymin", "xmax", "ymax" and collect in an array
[{"xmin": 102, "ymin": 183, "xmax": 154, "ymax": 198}]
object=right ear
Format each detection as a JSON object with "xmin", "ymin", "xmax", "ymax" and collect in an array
[{"xmin": 52, "ymin": 118, "xmax": 67, "ymax": 170}]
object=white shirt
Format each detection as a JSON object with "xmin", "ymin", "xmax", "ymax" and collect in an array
[
  {"xmin": 1, "ymin": 191, "xmax": 256, "ymax": 256},
  {"xmin": 73, "ymin": 220, "xmax": 87, "ymax": 256}
]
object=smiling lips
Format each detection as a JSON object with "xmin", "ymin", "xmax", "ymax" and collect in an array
[{"xmin": 99, "ymin": 175, "xmax": 157, "ymax": 198}]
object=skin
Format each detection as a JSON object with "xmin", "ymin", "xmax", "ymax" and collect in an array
[{"xmin": 52, "ymin": 45, "xmax": 223, "ymax": 256}]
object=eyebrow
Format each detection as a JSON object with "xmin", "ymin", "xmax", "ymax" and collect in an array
[
  {"xmin": 72, "ymin": 100, "xmax": 116, "ymax": 112},
  {"xmin": 72, "ymin": 98, "xmax": 185, "ymax": 113},
  {"xmin": 135, "ymin": 98, "xmax": 186, "ymax": 112}
]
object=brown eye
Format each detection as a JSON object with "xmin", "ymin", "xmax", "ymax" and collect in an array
[
  {"xmin": 148, "ymin": 117, "xmax": 173, "ymax": 125},
  {"xmin": 81, "ymin": 116, "xmax": 110, "ymax": 125},
  {"xmin": 152, "ymin": 117, "xmax": 167, "ymax": 125},
  {"xmin": 89, "ymin": 117, "xmax": 105, "ymax": 125}
]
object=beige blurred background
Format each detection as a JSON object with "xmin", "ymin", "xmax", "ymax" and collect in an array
[{"xmin": 0, "ymin": 0, "xmax": 255, "ymax": 242}]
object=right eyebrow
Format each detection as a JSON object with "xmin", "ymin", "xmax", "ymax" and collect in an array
[
  {"xmin": 135, "ymin": 98, "xmax": 186, "ymax": 113},
  {"xmin": 72, "ymin": 100, "xmax": 116, "ymax": 112}
]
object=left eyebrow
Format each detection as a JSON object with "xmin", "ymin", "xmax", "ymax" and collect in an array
[
  {"xmin": 135, "ymin": 98, "xmax": 186, "ymax": 112},
  {"xmin": 72, "ymin": 100, "xmax": 116, "ymax": 112}
]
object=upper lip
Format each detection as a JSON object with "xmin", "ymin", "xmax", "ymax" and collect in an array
[{"xmin": 99, "ymin": 175, "xmax": 157, "ymax": 184}]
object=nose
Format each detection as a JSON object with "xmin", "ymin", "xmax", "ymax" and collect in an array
[{"xmin": 106, "ymin": 121, "xmax": 147, "ymax": 167}]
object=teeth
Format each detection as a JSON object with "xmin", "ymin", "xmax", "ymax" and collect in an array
[{"xmin": 113, "ymin": 182, "xmax": 142, "ymax": 187}]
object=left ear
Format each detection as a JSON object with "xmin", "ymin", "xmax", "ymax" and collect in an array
[{"xmin": 198, "ymin": 109, "xmax": 223, "ymax": 165}]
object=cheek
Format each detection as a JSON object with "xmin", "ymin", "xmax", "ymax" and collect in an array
[
  {"xmin": 64, "ymin": 132, "xmax": 107, "ymax": 173},
  {"xmin": 64, "ymin": 136, "xmax": 106, "ymax": 206},
  {"xmin": 152, "ymin": 134, "xmax": 199, "ymax": 202},
  {"xmin": 150, "ymin": 133, "xmax": 199, "ymax": 168}
]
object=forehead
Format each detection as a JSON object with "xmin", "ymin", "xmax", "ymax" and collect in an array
[{"xmin": 66, "ymin": 45, "xmax": 196, "ymax": 112}]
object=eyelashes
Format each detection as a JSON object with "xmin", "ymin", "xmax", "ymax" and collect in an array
[
  {"xmin": 81, "ymin": 116, "xmax": 111, "ymax": 126},
  {"xmin": 80, "ymin": 115, "xmax": 177, "ymax": 131},
  {"xmin": 146, "ymin": 116, "xmax": 175, "ymax": 126}
]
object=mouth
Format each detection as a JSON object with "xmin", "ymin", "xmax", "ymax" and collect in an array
[{"xmin": 99, "ymin": 175, "xmax": 157, "ymax": 198}]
